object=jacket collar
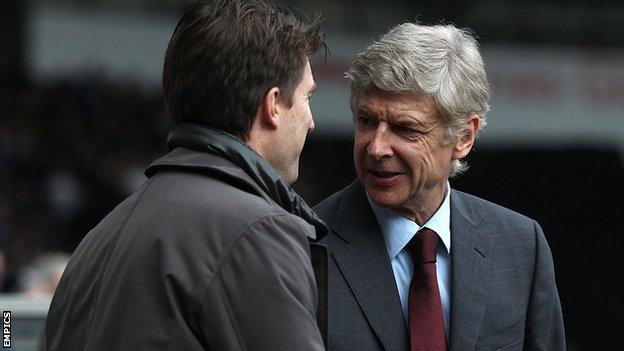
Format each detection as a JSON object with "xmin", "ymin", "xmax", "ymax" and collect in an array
[{"xmin": 145, "ymin": 123, "xmax": 327, "ymax": 239}]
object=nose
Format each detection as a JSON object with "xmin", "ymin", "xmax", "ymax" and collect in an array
[
  {"xmin": 309, "ymin": 117, "xmax": 316, "ymax": 133},
  {"xmin": 367, "ymin": 125, "xmax": 393, "ymax": 161}
]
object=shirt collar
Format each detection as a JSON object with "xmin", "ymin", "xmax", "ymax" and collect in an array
[{"xmin": 367, "ymin": 183, "xmax": 452, "ymax": 260}]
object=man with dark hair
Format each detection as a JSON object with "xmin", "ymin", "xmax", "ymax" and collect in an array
[{"xmin": 46, "ymin": 1, "xmax": 327, "ymax": 350}]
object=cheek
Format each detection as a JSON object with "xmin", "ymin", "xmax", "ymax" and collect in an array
[
  {"xmin": 400, "ymin": 147, "xmax": 432, "ymax": 181},
  {"xmin": 421, "ymin": 152, "xmax": 438, "ymax": 173},
  {"xmin": 415, "ymin": 140, "xmax": 438, "ymax": 168},
  {"xmin": 406, "ymin": 144, "xmax": 451, "ymax": 183},
  {"xmin": 353, "ymin": 136, "xmax": 368, "ymax": 167}
]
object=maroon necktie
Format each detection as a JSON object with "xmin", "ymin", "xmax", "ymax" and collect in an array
[{"xmin": 407, "ymin": 228, "xmax": 446, "ymax": 351}]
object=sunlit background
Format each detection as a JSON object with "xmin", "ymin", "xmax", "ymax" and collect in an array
[{"xmin": 1, "ymin": 0, "xmax": 622, "ymax": 350}]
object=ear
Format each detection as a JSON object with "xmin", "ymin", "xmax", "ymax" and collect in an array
[
  {"xmin": 452, "ymin": 115, "xmax": 481, "ymax": 159},
  {"xmin": 258, "ymin": 87, "xmax": 282, "ymax": 130}
]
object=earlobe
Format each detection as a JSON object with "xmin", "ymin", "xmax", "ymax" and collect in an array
[
  {"xmin": 452, "ymin": 115, "xmax": 480, "ymax": 159},
  {"xmin": 261, "ymin": 87, "xmax": 281, "ymax": 130}
]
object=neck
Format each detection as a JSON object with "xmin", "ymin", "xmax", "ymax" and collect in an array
[
  {"xmin": 398, "ymin": 182, "xmax": 447, "ymax": 225},
  {"xmin": 244, "ymin": 132, "xmax": 266, "ymax": 159}
]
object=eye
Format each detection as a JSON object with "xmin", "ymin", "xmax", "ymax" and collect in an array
[
  {"xmin": 356, "ymin": 116, "xmax": 376, "ymax": 129},
  {"xmin": 394, "ymin": 125, "xmax": 423, "ymax": 139}
]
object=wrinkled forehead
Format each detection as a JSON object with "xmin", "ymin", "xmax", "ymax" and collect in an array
[{"xmin": 357, "ymin": 88, "xmax": 441, "ymax": 119}]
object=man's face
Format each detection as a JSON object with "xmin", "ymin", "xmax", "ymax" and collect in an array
[
  {"xmin": 353, "ymin": 89, "xmax": 457, "ymax": 218},
  {"xmin": 277, "ymin": 59, "xmax": 317, "ymax": 184}
]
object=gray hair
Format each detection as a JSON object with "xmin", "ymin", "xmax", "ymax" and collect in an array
[{"xmin": 347, "ymin": 23, "xmax": 491, "ymax": 177}]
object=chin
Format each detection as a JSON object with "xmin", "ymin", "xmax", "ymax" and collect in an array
[
  {"xmin": 365, "ymin": 186, "xmax": 404, "ymax": 209},
  {"xmin": 285, "ymin": 169, "xmax": 299, "ymax": 185}
]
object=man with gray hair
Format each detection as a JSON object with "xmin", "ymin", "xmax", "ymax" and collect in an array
[{"xmin": 314, "ymin": 23, "xmax": 565, "ymax": 351}]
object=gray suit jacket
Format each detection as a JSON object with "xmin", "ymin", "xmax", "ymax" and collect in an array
[{"xmin": 314, "ymin": 181, "xmax": 565, "ymax": 351}]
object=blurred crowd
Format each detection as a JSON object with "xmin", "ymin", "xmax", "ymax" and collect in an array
[
  {"xmin": 0, "ymin": 76, "xmax": 172, "ymax": 293},
  {"xmin": 0, "ymin": 72, "xmax": 353, "ymax": 295}
]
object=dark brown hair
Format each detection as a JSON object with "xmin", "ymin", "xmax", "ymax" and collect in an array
[{"xmin": 163, "ymin": 0, "xmax": 323, "ymax": 139}]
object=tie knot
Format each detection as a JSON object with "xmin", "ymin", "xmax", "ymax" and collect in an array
[{"xmin": 408, "ymin": 227, "xmax": 439, "ymax": 265}]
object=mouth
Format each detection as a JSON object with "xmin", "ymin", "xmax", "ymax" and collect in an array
[{"xmin": 366, "ymin": 170, "xmax": 403, "ymax": 186}]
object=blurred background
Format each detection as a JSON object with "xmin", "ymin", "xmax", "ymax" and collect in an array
[{"xmin": 0, "ymin": 0, "xmax": 622, "ymax": 350}]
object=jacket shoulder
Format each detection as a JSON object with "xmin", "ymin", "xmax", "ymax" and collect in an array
[
  {"xmin": 452, "ymin": 189, "xmax": 536, "ymax": 225},
  {"xmin": 313, "ymin": 181, "xmax": 362, "ymax": 227},
  {"xmin": 451, "ymin": 189, "xmax": 545, "ymax": 250},
  {"xmin": 146, "ymin": 168, "xmax": 276, "ymax": 221},
  {"xmin": 313, "ymin": 188, "xmax": 343, "ymax": 220}
]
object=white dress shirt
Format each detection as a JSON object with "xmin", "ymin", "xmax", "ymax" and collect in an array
[{"xmin": 367, "ymin": 184, "xmax": 452, "ymax": 337}]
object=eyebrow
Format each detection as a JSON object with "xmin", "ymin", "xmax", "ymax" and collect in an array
[
  {"xmin": 394, "ymin": 116, "xmax": 425, "ymax": 125},
  {"xmin": 356, "ymin": 107, "xmax": 427, "ymax": 126},
  {"xmin": 356, "ymin": 106, "xmax": 373, "ymax": 115}
]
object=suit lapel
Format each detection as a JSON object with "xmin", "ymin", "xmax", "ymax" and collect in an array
[
  {"xmin": 448, "ymin": 190, "xmax": 491, "ymax": 351},
  {"xmin": 330, "ymin": 182, "xmax": 409, "ymax": 351}
]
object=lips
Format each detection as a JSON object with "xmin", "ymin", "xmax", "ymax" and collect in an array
[{"xmin": 366, "ymin": 169, "xmax": 403, "ymax": 187}]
